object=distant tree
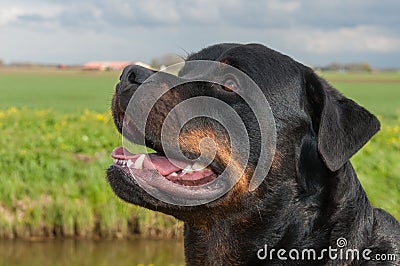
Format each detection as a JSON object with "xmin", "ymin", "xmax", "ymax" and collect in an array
[
  {"xmin": 150, "ymin": 53, "xmax": 185, "ymax": 69},
  {"xmin": 150, "ymin": 59, "xmax": 159, "ymax": 69},
  {"xmin": 324, "ymin": 62, "xmax": 372, "ymax": 72},
  {"xmin": 346, "ymin": 63, "xmax": 372, "ymax": 72},
  {"xmin": 0, "ymin": 58, "xmax": 3, "ymax": 66},
  {"xmin": 326, "ymin": 62, "xmax": 343, "ymax": 71},
  {"xmin": 360, "ymin": 63, "xmax": 372, "ymax": 72}
]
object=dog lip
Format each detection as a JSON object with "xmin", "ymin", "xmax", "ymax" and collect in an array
[
  {"xmin": 108, "ymin": 164, "xmax": 229, "ymax": 204},
  {"xmin": 111, "ymin": 146, "xmax": 219, "ymax": 187}
]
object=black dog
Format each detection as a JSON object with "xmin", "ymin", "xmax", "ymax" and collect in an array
[{"xmin": 107, "ymin": 43, "xmax": 399, "ymax": 265}]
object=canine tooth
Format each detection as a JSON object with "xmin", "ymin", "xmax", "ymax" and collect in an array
[
  {"xmin": 182, "ymin": 165, "xmax": 193, "ymax": 173},
  {"xmin": 192, "ymin": 162, "xmax": 207, "ymax": 171},
  {"xmin": 134, "ymin": 154, "xmax": 145, "ymax": 169},
  {"xmin": 170, "ymin": 172, "xmax": 178, "ymax": 177},
  {"xmin": 127, "ymin": 159, "xmax": 133, "ymax": 167}
]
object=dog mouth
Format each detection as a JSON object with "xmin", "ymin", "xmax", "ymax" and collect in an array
[
  {"xmin": 109, "ymin": 85, "xmax": 236, "ymax": 205},
  {"xmin": 109, "ymin": 144, "xmax": 229, "ymax": 205},
  {"xmin": 108, "ymin": 109, "xmax": 231, "ymax": 206},
  {"xmin": 111, "ymin": 146, "xmax": 218, "ymax": 187}
]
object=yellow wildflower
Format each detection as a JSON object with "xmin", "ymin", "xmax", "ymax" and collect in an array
[
  {"xmin": 95, "ymin": 114, "xmax": 107, "ymax": 122},
  {"xmin": 34, "ymin": 109, "xmax": 49, "ymax": 117},
  {"xmin": 7, "ymin": 107, "xmax": 18, "ymax": 114}
]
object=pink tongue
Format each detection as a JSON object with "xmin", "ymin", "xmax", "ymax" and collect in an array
[
  {"xmin": 111, "ymin": 147, "xmax": 184, "ymax": 176},
  {"xmin": 146, "ymin": 154, "xmax": 182, "ymax": 176}
]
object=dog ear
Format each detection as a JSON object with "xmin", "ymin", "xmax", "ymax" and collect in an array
[{"xmin": 305, "ymin": 71, "xmax": 380, "ymax": 172}]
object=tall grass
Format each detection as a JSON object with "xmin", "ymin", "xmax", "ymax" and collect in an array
[{"xmin": 0, "ymin": 108, "xmax": 182, "ymax": 239}]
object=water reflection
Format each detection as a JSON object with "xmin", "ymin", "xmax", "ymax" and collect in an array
[{"xmin": 0, "ymin": 239, "xmax": 185, "ymax": 266}]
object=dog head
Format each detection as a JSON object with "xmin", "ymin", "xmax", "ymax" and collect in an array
[{"xmin": 107, "ymin": 43, "xmax": 380, "ymax": 225}]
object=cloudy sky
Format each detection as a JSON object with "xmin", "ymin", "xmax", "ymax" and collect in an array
[{"xmin": 1, "ymin": 0, "xmax": 400, "ymax": 68}]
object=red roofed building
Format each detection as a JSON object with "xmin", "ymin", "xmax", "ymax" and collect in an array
[{"xmin": 82, "ymin": 61, "xmax": 151, "ymax": 71}]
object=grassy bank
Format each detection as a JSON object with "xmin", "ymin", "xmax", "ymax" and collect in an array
[
  {"xmin": 0, "ymin": 69, "xmax": 399, "ymax": 239},
  {"xmin": 0, "ymin": 108, "xmax": 182, "ymax": 239}
]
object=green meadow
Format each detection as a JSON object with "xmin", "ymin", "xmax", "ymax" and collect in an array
[{"xmin": 0, "ymin": 68, "xmax": 399, "ymax": 239}]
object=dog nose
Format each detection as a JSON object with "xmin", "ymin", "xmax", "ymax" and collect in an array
[
  {"xmin": 120, "ymin": 64, "xmax": 155, "ymax": 85},
  {"xmin": 116, "ymin": 64, "xmax": 156, "ymax": 112}
]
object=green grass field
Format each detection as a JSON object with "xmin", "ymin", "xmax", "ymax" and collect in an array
[
  {"xmin": 0, "ymin": 68, "xmax": 399, "ymax": 239},
  {"xmin": 320, "ymin": 71, "xmax": 400, "ymax": 120},
  {"xmin": 0, "ymin": 68, "xmax": 118, "ymax": 113}
]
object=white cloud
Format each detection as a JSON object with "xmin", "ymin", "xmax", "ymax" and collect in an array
[
  {"xmin": 0, "ymin": 8, "xmax": 23, "ymax": 25},
  {"xmin": 300, "ymin": 26, "xmax": 400, "ymax": 54},
  {"xmin": 0, "ymin": 0, "xmax": 399, "ymax": 67},
  {"xmin": 184, "ymin": 0, "xmax": 221, "ymax": 23},
  {"xmin": 140, "ymin": 0, "xmax": 180, "ymax": 23},
  {"xmin": 0, "ymin": 5, "xmax": 63, "ymax": 26},
  {"xmin": 267, "ymin": 0, "xmax": 301, "ymax": 12}
]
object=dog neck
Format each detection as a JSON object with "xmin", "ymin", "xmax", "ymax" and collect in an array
[
  {"xmin": 183, "ymin": 208, "xmax": 260, "ymax": 265},
  {"xmin": 182, "ymin": 163, "xmax": 374, "ymax": 266}
]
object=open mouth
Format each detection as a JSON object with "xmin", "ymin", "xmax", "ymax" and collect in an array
[
  {"xmin": 111, "ymin": 146, "xmax": 218, "ymax": 186},
  {"xmin": 110, "ymin": 103, "xmax": 232, "ymax": 205}
]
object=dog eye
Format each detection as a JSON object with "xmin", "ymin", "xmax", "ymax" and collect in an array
[{"xmin": 222, "ymin": 79, "xmax": 239, "ymax": 92}]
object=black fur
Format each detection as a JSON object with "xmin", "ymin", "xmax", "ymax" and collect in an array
[{"xmin": 107, "ymin": 43, "xmax": 399, "ymax": 265}]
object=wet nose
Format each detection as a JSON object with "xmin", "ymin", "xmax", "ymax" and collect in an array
[
  {"xmin": 120, "ymin": 64, "xmax": 155, "ymax": 85},
  {"xmin": 116, "ymin": 65, "xmax": 156, "ymax": 111}
]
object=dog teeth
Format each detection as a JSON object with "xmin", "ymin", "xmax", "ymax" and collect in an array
[
  {"xmin": 192, "ymin": 162, "xmax": 207, "ymax": 171},
  {"xmin": 182, "ymin": 165, "xmax": 193, "ymax": 173},
  {"xmin": 127, "ymin": 159, "xmax": 133, "ymax": 167},
  {"xmin": 182, "ymin": 163, "xmax": 208, "ymax": 173},
  {"xmin": 114, "ymin": 159, "xmax": 128, "ymax": 165},
  {"xmin": 133, "ymin": 154, "xmax": 145, "ymax": 169}
]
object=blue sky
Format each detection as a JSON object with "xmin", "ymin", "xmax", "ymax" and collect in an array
[{"xmin": 1, "ymin": 0, "xmax": 400, "ymax": 67}]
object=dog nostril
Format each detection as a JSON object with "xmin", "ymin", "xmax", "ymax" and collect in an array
[{"xmin": 128, "ymin": 71, "xmax": 137, "ymax": 84}]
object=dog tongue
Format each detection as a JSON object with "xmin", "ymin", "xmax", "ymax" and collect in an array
[
  {"xmin": 111, "ymin": 147, "xmax": 184, "ymax": 176},
  {"xmin": 146, "ymin": 154, "xmax": 184, "ymax": 175}
]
